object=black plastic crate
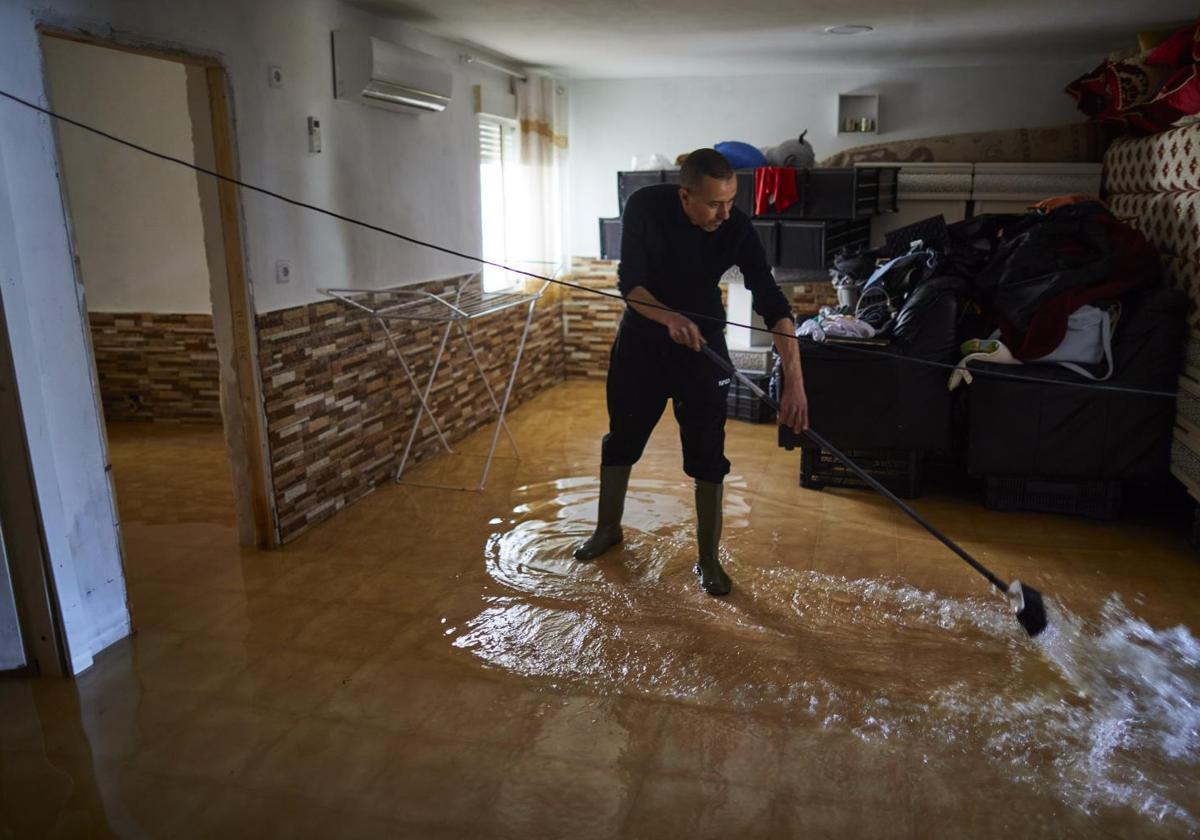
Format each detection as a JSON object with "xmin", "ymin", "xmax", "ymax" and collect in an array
[
  {"xmin": 598, "ymin": 217, "xmax": 622, "ymax": 259},
  {"xmin": 800, "ymin": 447, "xmax": 923, "ymax": 498},
  {"xmin": 777, "ymin": 218, "xmax": 871, "ymax": 271},
  {"xmin": 983, "ymin": 476, "xmax": 1121, "ymax": 521},
  {"xmin": 616, "ymin": 170, "xmax": 679, "ymax": 214},
  {"xmin": 726, "ymin": 373, "xmax": 774, "ymax": 423}
]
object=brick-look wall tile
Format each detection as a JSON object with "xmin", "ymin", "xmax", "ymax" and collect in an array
[
  {"xmin": 562, "ymin": 259, "xmax": 624, "ymax": 380},
  {"xmin": 89, "ymin": 312, "xmax": 222, "ymax": 423},
  {"xmin": 788, "ymin": 283, "xmax": 839, "ymax": 316},
  {"xmin": 560, "ymin": 259, "xmax": 836, "ymax": 380},
  {"xmin": 257, "ymin": 276, "xmax": 565, "ymax": 542}
]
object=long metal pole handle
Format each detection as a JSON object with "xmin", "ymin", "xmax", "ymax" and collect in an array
[{"xmin": 701, "ymin": 344, "xmax": 1008, "ymax": 594}]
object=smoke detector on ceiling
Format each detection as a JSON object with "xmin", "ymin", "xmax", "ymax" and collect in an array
[{"xmin": 824, "ymin": 25, "xmax": 874, "ymax": 35}]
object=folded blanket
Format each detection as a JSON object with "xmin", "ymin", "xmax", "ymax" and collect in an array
[{"xmin": 798, "ymin": 314, "xmax": 877, "ymax": 343}]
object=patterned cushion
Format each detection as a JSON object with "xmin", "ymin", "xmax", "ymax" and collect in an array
[
  {"xmin": 1163, "ymin": 255, "xmax": 1200, "ymax": 330},
  {"xmin": 1108, "ymin": 192, "xmax": 1200, "ymax": 262},
  {"xmin": 1104, "ymin": 121, "xmax": 1200, "ymax": 192}
]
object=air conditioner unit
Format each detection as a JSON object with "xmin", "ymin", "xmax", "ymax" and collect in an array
[{"xmin": 332, "ymin": 30, "xmax": 452, "ymax": 114}]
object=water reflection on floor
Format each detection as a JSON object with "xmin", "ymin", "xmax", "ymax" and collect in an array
[
  {"xmin": 2, "ymin": 381, "xmax": 1198, "ymax": 838},
  {"xmin": 457, "ymin": 477, "xmax": 1200, "ymax": 831}
]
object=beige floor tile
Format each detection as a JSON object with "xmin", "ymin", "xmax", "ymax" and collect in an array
[{"xmin": 4, "ymin": 383, "xmax": 1198, "ymax": 838}]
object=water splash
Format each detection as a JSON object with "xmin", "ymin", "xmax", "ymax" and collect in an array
[{"xmin": 452, "ymin": 478, "xmax": 1200, "ymax": 831}]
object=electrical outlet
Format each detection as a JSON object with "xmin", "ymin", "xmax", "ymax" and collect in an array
[
  {"xmin": 307, "ymin": 117, "xmax": 322, "ymax": 154},
  {"xmin": 275, "ymin": 260, "xmax": 292, "ymax": 284},
  {"xmin": 268, "ymin": 65, "xmax": 283, "ymax": 88}
]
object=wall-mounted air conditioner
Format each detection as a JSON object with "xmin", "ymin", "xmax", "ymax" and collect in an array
[{"xmin": 332, "ymin": 30, "xmax": 452, "ymax": 114}]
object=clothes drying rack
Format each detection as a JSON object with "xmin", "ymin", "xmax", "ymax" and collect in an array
[{"xmin": 322, "ymin": 273, "xmax": 548, "ymax": 491}]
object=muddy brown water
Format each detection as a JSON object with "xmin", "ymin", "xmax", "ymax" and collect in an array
[{"xmin": 454, "ymin": 478, "xmax": 1200, "ymax": 835}]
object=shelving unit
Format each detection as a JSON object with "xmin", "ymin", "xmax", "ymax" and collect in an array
[{"xmin": 838, "ymin": 93, "xmax": 880, "ymax": 136}]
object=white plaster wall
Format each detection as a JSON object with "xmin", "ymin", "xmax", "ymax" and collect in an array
[
  {"xmin": 568, "ymin": 61, "xmax": 1094, "ymax": 255},
  {"xmin": 42, "ymin": 38, "xmax": 213, "ymax": 314},
  {"xmin": 0, "ymin": 0, "xmax": 514, "ymax": 672},
  {"xmin": 0, "ymin": 79, "xmax": 124, "ymax": 675},
  {"xmin": 15, "ymin": 0, "xmax": 508, "ymax": 315}
]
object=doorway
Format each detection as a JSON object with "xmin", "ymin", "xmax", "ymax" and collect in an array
[{"xmin": 36, "ymin": 30, "xmax": 275, "ymax": 648}]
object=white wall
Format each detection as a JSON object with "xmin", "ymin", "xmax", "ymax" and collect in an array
[
  {"xmin": 42, "ymin": 38, "xmax": 214, "ymax": 314},
  {"xmin": 0, "ymin": 0, "xmax": 514, "ymax": 672},
  {"xmin": 568, "ymin": 61, "xmax": 1093, "ymax": 256}
]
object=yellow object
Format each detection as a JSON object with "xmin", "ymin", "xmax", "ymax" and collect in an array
[{"xmin": 1138, "ymin": 25, "xmax": 1186, "ymax": 52}]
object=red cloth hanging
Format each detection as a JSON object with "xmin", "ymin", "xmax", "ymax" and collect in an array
[{"xmin": 754, "ymin": 167, "xmax": 800, "ymax": 214}]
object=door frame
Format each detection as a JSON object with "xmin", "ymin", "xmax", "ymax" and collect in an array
[
  {"xmin": 0, "ymin": 285, "xmax": 68, "ymax": 676},
  {"xmin": 38, "ymin": 27, "xmax": 278, "ymax": 550}
]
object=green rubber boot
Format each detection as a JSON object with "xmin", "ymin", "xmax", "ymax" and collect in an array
[
  {"xmin": 694, "ymin": 480, "xmax": 731, "ymax": 596},
  {"xmin": 574, "ymin": 465, "xmax": 631, "ymax": 561}
]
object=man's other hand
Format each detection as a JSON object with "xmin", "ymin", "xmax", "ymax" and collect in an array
[{"xmin": 779, "ymin": 377, "xmax": 810, "ymax": 434}]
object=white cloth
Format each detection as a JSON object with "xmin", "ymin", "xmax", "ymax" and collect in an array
[
  {"xmin": 797, "ymin": 314, "xmax": 876, "ymax": 343},
  {"xmin": 949, "ymin": 339, "xmax": 1020, "ymax": 390}
]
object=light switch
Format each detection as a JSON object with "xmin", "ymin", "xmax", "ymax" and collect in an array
[
  {"xmin": 308, "ymin": 117, "xmax": 322, "ymax": 154},
  {"xmin": 275, "ymin": 260, "xmax": 292, "ymax": 284}
]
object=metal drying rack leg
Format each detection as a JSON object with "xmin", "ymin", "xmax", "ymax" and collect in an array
[
  {"xmin": 322, "ymin": 275, "xmax": 548, "ymax": 492},
  {"xmin": 476, "ymin": 295, "xmax": 538, "ymax": 489},
  {"xmin": 392, "ymin": 316, "xmax": 456, "ymax": 483},
  {"xmin": 457, "ymin": 319, "xmax": 521, "ymax": 460}
]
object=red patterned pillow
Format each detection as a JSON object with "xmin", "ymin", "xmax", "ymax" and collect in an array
[
  {"xmin": 1145, "ymin": 21, "xmax": 1200, "ymax": 68},
  {"xmin": 1067, "ymin": 20, "xmax": 1200, "ymax": 135}
]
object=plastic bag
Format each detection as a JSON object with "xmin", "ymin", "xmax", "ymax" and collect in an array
[{"xmin": 630, "ymin": 153, "xmax": 675, "ymax": 171}]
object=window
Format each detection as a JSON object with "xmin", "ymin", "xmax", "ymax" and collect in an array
[{"xmin": 478, "ymin": 117, "xmax": 519, "ymax": 292}]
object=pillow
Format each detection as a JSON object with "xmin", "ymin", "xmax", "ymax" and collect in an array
[
  {"xmin": 713, "ymin": 141, "xmax": 768, "ymax": 169},
  {"xmin": 1145, "ymin": 21, "xmax": 1200, "ymax": 68}
]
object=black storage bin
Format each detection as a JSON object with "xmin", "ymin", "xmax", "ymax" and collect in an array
[
  {"xmin": 777, "ymin": 218, "xmax": 870, "ymax": 271},
  {"xmin": 777, "ymin": 221, "xmax": 825, "ymax": 269},
  {"xmin": 803, "ymin": 169, "xmax": 862, "ymax": 219},
  {"xmin": 777, "ymin": 343, "xmax": 954, "ymax": 452},
  {"xmin": 733, "ymin": 169, "xmax": 756, "ymax": 217},
  {"xmin": 617, "ymin": 170, "xmax": 679, "ymax": 214},
  {"xmin": 876, "ymin": 168, "xmax": 899, "ymax": 214},
  {"xmin": 984, "ymin": 476, "xmax": 1121, "ymax": 520},
  {"xmin": 727, "ymin": 372, "xmax": 774, "ymax": 423},
  {"xmin": 966, "ymin": 288, "xmax": 1187, "ymax": 484},
  {"xmin": 800, "ymin": 447, "xmax": 924, "ymax": 498},
  {"xmin": 599, "ymin": 217, "xmax": 622, "ymax": 260},
  {"xmin": 777, "ymin": 282, "xmax": 961, "ymax": 456},
  {"xmin": 752, "ymin": 220, "xmax": 778, "ymax": 264}
]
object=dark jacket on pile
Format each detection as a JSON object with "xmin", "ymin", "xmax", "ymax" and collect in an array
[{"xmin": 969, "ymin": 202, "xmax": 1162, "ymax": 359}]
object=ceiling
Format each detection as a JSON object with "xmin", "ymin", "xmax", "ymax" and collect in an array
[{"xmin": 352, "ymin": 0, "xmax": 1196, "ymax": 78}]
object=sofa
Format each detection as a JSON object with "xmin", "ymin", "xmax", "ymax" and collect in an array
[{"xmin": 1103, "ymin": 121, "xmax": 1200, "ymax": 520}]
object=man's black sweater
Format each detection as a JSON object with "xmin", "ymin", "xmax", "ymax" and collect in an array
[{"xmin": 617, "ymin": 183, "xmax": 792, "ymax": 340}]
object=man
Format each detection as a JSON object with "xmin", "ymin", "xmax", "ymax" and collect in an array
[{"xmin": 574, "ymin": 148, "xmax": 809, "ymax": 596}]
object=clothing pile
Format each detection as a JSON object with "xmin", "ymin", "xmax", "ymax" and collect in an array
[
  {"xmin": 796, "ymin": 310, "xmax": 877, "ymax": 343},
  {"xmin": 794, "ymin": 199, "xmax": 1163, "ymax": 388}
]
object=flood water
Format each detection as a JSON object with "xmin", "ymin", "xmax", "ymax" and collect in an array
[
  {"xmin": 456, "ymin": 478, "xmax": 1200, "ymax": 835},
  {"xmin": 4, "ymin": 389, "xmax": 1198, "ymax": 838}
]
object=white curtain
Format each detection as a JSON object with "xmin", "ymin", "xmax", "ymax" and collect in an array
[{"xmin": 512, "ymin": 73, "xmax": 568, "ymax": 279}]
